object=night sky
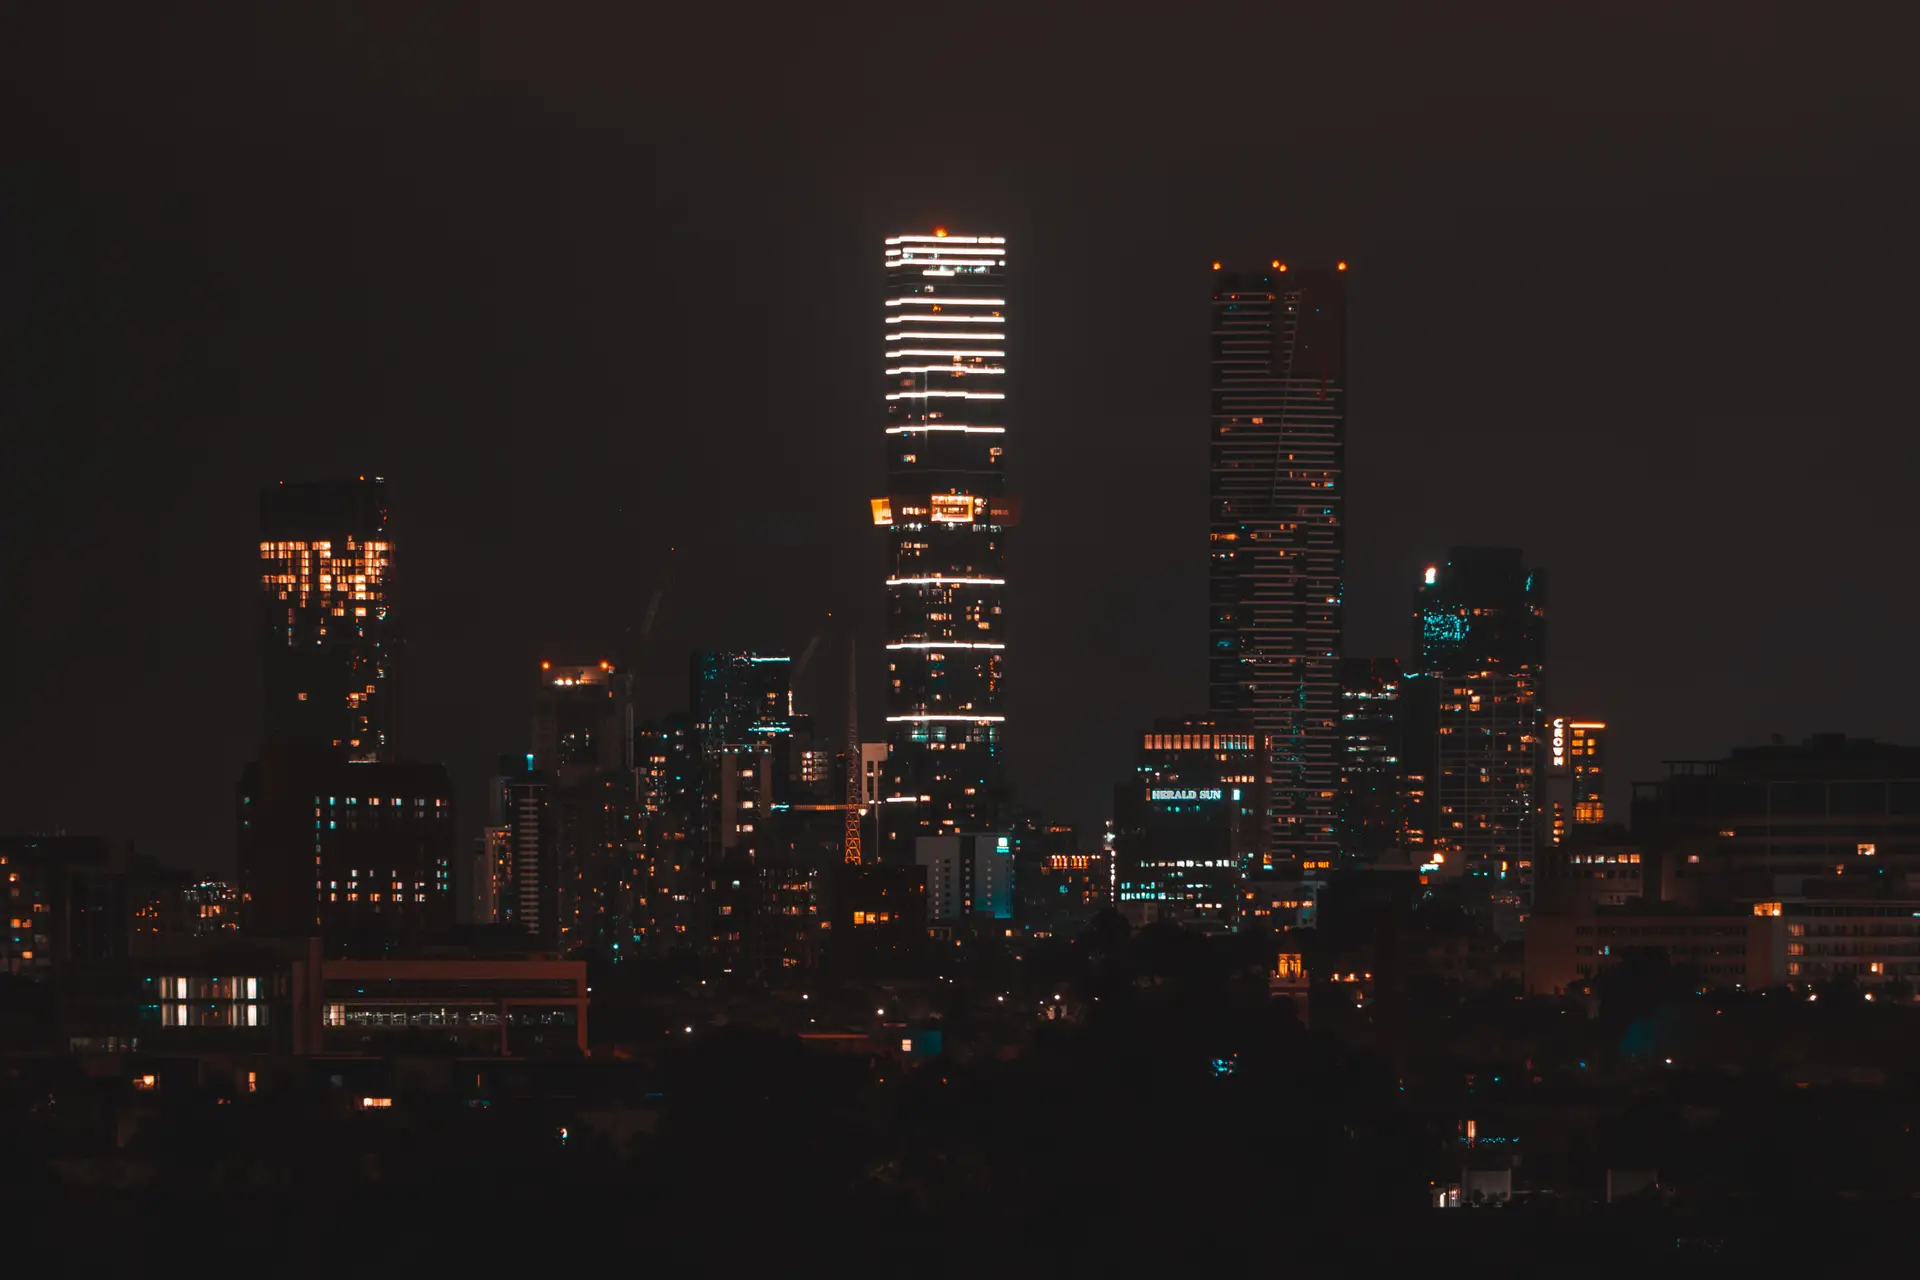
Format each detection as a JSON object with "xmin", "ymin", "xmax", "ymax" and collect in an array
[{"xmin": 6, "ymin": 5, "xmax": 1917, "ymax": 874}]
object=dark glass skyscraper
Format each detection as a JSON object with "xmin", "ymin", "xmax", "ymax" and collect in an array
[
  {"xmin": 1208, "ymin": 263, "xmax": 1347, "ymax": 863},
  {"xmin": 872, "ymin": 230, "xmax": 1012, "ymax": 861},
  {"xmin": 258, "ymin": 478, "xmax": 395, "ymax": 760},
  {"xmin": 1337, "ymin": 657, "xmax": 1404, "ymax": 862},
  {"xmin": 1407, "ymin": 548, "xmax": 1548, "ymax": 886}
]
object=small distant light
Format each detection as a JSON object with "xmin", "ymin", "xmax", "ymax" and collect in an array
[
  {"xmin": 540, "ymin": 661, "xmax": 551, "ymax": 670},
  {"xmin": 684, "ymin": 1025, "xmax": 692, "ymax": 1032},
  {"xmin": 934, "ymin": 227, "xmax": 947, "ymax": 237},
  {"xmin": 1424, "ymin": 566, "xmax": 1437, "ymax": 585},
  {"xmin": 1337, "ymin": 261, "xmax": 1348, "ymax": 270},
  {"xmin": 1211, "ymin": 261, "xmax": 1222, "ymax": 271},
  {"xmin": 875, "ymin": 1008, "xmax": 885, "ymax": 1016}
]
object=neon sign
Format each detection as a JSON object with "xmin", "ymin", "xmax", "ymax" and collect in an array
[
  {"xmin": 1150, "ymin": 788, "xmax": 1222, "ymax": 801},
  {"xmin": 1550, "ymin": 717, "xmax": 1565, "ymax": 769}
]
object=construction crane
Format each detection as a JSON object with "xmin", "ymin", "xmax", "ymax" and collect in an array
[{"xmin": 843, "ymin": 637, "xmax": 862, "ymax": 865}]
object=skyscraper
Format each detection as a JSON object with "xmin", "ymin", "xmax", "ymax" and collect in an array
[
  {"xmin": 258, "ymin": 479, "xmax": 395, "ymax": 760},
  {"xmin": 1407, "ymin": 548, "xmax": 1548, "ymax": 886},
  {"xmin": 533, "ymin": 662, "xmax": 638, "ymax": 957},
  {"xmin": 871, "ymin": 230, "xmax": 1013, "ymax": 860},
  {"xmin": 1337, "ymin": 657, "xmax": 1405, "ymax": 862},
  {"xmin": 1208, "ymin": 263, "xmax": 1347, "ymax": 863}
]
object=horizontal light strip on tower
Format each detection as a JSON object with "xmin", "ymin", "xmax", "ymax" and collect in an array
[
  {"xmin": 886, "ymin": 641, "xmax": 1007, "ymax": 650},
  {"xmin": 885, "ymin": 576, "xmax": 1007, "ymax": 586},
  {"xmin": 886, "ymin": 391, "xmax": 1005, "ymax": 401},
  {"xmin": 886, "ymin": 714, "xmax": 1008, "ymax": 722},
  {"xmin": 886, "ymin": 366, "xmax": 1005, "ymax": 376},
  {"xmin": 885, "ymin": 298, "xmax": 1006, "ymax": 307},
  {"xmin": 884, "ymin": 425, "xmax": 1005, "ymax": 434}
]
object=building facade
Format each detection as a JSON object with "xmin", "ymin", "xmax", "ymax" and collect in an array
[
  {"xmin": 1543, "ymin": 717, "xmax": 1608, "ymax": 848},
  {"xmin": 533, "ymin": 662, "xmax": 639, "ymax": 957},
  {"xmin": 1407, "ymin": 548, "xmax": 1548, "ymax": 888},
  {"xmin": 1113, "ymin": 717, "xmax": 1269, "ymax": 933},
  {"xmin": 1208, "ymin": 263, "xmax": 1347, "ymax": 863},
  {"xmin": 1337, "ymin": 657, "xmax": 1404, "ymax": 863},
  {"xmin": 258, "ymin": 479, "xmax": 395, "ymax": 760},
  {"xmin": 237, "ymin": 750, "xmax": 456, "ymax": 952},
  {"xmin": 915, "ymin": 832, "xmax": 1013, "ymax": 923},
  {"xmin": 1633, "ymin": 734, "xmax": 1920, "ymax": 903},
  {"xmin": 873, "ymin": 230, "xmax": 1013, "ymax": 861}
]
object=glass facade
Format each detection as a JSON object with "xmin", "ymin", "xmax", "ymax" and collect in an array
[
  {"xmin": 1208, "ymin": 265, "xmax": 1347, "ymax": 864},
  {"xmin": 874, "ymin": 232, "xmax": 1011, "ymax": 860}
]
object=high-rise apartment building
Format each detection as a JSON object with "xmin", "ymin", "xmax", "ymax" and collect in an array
[
  {"xmin": 1208, "ymin": 263, "xmax": 1347, "ymax": 863},
  {"xmin": 258, "ymin": 479, "xmax": 395, "ymax": 760},
  {"xmin": 872, "ymin": 230, "xmax": 1014, "ymax": 861},
  {"xmin": 1406, "ymin": 549, "xmax": 1548, "ymax": 886},
  {"xmin": 1337, "ymin": 657, "xmax": 1404, "ymax": 863},
  {"xmin": 1543, "ymin": 717, "xmax": 1608, "ymax": 847}
]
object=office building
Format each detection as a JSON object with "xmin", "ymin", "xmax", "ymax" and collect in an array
[
  {"xmin": 1633, "ymin": 734, "xmax": 1920, "ymax": 903},
  {"xmin": 1112, "ymin": 717, "xmax": 1269, "ymax": 933},
  {"xmin": 1543, "ymin": 717, "xmax": 1608, "ymax": 847},
  {"xmin": 1337, "ymin": 657, "xmax": 1404, "ymax": 863},
  {"xmin": 533, "ymin": 661, "xmax": 639, "ymax": 957},
  {"xmin": 258, "ymin": 479, "xmax": 395, "ymax": 760},
  {"xmin": 1407, "ymin": 549, "xmax": 1548, "ymax": 886},
  {"xmin": 237, "ymin": 749, "xmax": 456, "ymax": 952},
  {"xmin": 871, "ymin": 230, "xmax": 1014, "ymax": 860},
  {"xmin": 1208, "ymin": 262, "xmax": 1347, "ymax": 863},
  {"xmin": 915, "ymin": 832, "xmax": 1013, "ymax": 922}
]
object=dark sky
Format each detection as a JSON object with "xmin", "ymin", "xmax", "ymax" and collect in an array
[{"xmin": 5, "ymin": 4, "xmax": 1917, "ymax": 874}]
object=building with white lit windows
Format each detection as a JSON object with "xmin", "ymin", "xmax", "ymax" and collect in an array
[
  {"xmin": 1208, "ymin": 263, "xmax": 1347, "ymax": 864},
  {"xmin": 237, "ymin": 752, "xmax": 456, "ymax": 951},
  {"xmin": 1113, "ymin": 717, "xmax": 1269, "ymax": 933},
  {"xmin": 872, "ymin": 231, "xmax": 1015, "ymax": 861}
]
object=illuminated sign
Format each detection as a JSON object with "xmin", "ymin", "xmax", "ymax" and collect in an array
[
  {"xmin": 930, "ymin": 494, "xmax": 977, "ymax": 523},
  {"xmin": 1550, "ymin": 717, "xmax": 1565, "ymax": 769},
  {"xmin": 1150, "ymin": 788, "xmax": 1223, "ymax": 802},
  {"xmin": 869, "ymin": 497, "xmax": 892, "ymax": 526}
]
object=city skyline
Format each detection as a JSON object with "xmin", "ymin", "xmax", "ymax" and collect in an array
[{"xmin": 8, "ymin": 7, "xmax": 1918, "ymax": 872}]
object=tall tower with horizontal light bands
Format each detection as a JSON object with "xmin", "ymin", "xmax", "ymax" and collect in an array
[
  {"xmin": 871, "ymin": 230, "xmax": 1015, "ymax": 861},
  {"xmin": 1208, "ymin": 262, "xmax": 1347, "ymax": 866}
]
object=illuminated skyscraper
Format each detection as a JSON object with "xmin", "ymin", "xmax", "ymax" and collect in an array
[
  {"xmin": 1208, "ymin": 263, "xmax": 1347, "ymax": 862},
  {"xmin": 871, "ymin": 230, "xmax": 1014, "ymax": 859},
  {"xmin": 258, "ymin": 479, "xmax": 395, "ymax": 760},
  {"xmin": 1407, "ymin": 548, "xmax": 1548, "ymax": 885}
]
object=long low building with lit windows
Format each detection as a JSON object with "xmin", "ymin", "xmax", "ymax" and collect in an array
[{"xmin": 63, "ymin": 937, "xmax": 587, "ymax": 1059}]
